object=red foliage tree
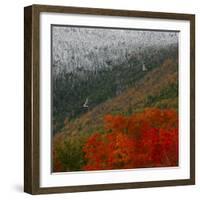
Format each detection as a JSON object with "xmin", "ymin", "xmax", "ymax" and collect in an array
[{"xmin": 82, "ymin": 108, "xmax": 178, "ymax": 170}]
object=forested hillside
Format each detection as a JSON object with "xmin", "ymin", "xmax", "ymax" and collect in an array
[
  {"xmin": 52, "ymin": 26, "xmax": 179, "ymax": 172},
  {"xmin": 53, "ymin": 33, "xmax": 178, "ymax": 134},
  {"xmin": 53, "ymin": 57, "xmax": 178, "ymax": 172}
]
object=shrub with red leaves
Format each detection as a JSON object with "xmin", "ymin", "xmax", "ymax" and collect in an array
[{"xmin": 82, "ymin": 108, "xmax": 178, "ymax": 170}]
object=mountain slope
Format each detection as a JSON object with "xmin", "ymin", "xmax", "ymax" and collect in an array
[
  {"xmin": 54, "ymin": 58, "xmax": 178, "ymax": 145},
  {"xmin": 53, "ymin": 44, "xmax": 178, "ymax": 134}
]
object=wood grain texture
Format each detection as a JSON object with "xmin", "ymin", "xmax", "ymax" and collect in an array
[
  {"xmin": 24, "ymin": 4, "xmax": 195, "ymax": 194},
  {"xmin": 24, "ymin": 5, "xmax": 34, "ymax": 194},
  {"xmin": 24, "ymin": 5, "xmax": 40, "ymax": 194},
  {"xmin": 190, "ymin": 15, "xmax": 195, "ymax": 185}
]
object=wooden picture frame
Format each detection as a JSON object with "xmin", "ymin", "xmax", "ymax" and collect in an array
[{"xmin": 24, "ymin": 4, "xmax": 195, "ymax": 194}]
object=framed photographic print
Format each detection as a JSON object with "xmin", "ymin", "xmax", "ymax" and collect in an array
[{"xmin": 24, "ymin": 4, "xmax": 195, "ymax": 194}]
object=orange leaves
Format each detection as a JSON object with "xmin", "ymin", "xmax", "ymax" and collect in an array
[
  {"xmin": 104, "ymin": 114, "xmax": 128, "ymax": 133},
  {"xmin": 131, "ymin": 108, "xmax": 178, "ymax": 130},
  {"xmin": 83, "ymin": 132, "xmax": 135, "ymax": 170},
  {"xmin": 108, "ymin": 132, "xmax": 135, "ymax": 168},
  {"xmin": 82, "ymin": 133, "xmax": 109, "ymax": 170},
  {"xmin": 140, "ymin": 127, "xmax": 178, "ymax": 167},
  {"xmin": 82, "ymin": 108, "xmax": 178, "ymax": 170}
]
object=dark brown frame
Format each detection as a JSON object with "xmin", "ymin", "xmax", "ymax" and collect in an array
[{"xmin": 24, "ymin": 4, "xmax": 195, "ymax": 195}]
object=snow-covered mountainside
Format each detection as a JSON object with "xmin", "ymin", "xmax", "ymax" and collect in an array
[{"xmin": 52, "ymin": 26, "xmax": 178, "ymax": 76}]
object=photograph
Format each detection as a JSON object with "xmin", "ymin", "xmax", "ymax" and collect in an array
[
  {"xmin": 52, "ymin": 25, "xmax": 179, "ymax": 173},
  {"xmin": 24, "ymin": 5, "xmax": 195, "ymax": 194}
]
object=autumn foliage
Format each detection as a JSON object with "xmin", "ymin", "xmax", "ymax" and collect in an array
[{"xmin": 82, "ymin": 108, "xmax": 178, "ymax": 170}]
